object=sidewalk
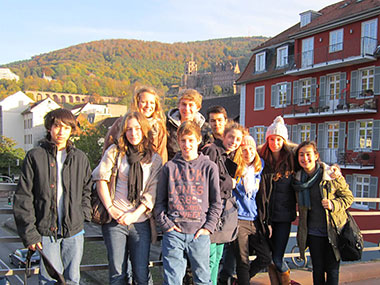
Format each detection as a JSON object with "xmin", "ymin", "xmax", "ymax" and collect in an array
[{"xmin": 250, "ymin": 260, "xmax": 380, "ymax": 284}]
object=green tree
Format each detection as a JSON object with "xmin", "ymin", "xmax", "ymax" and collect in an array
[
  {"xmin": 0, "ymin": 136, "xmax": 25, "ymax": 175},
  {"xmin": 74, "ymin": 125, "xmax": 108, "ymax": 169},
  {"xmin": 213, "ymin": 85, "xmax": 222, "ymax": 96}
]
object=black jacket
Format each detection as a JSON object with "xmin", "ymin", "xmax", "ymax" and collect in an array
[
  {"xmin": 13, "ymin": 139, "xmax": 92, "ymax": 247},
  {"xmin": 166, "ymin": 108, "xmax": 212, "ymax": 160}
]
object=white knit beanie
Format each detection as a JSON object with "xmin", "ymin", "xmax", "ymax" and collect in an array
[{"xmin": 265, "ymin": 116, "xmax": 288, "ymax": 141}]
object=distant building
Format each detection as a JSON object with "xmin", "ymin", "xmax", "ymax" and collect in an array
[
  {"xmin": 21, "ymin": 97, "xmax": 61, "ymax": 151},
  {"xmin": 25, "ymin": 90, "xmax": 120, "ymax": 104},
  {"xmin": 181, "ymin": 58, "xmax": 241, "ymax": 98},
  {"xmin": 71, "ymin": 102, "xmax": 127, "ymax": 124},
  {"xmin": 0, "ymin": 68, "xmax": 19, "ymax": 81},
  {"xmin": 0, "ymin": 91, "xmax": 34, "ymax": 149}
]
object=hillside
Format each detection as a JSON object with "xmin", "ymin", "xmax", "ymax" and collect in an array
[{"xmin": 1, "ymin": 37, "xmax": 267, "ymax": 100}]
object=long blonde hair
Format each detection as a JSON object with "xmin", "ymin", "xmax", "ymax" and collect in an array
[
  {"xmin": 234, "ymin": 135, "xmax": 262, "ymax": 178},
  {"xmin": 131, "ymin": 86, "xmax": 166, "ymax": 131}
]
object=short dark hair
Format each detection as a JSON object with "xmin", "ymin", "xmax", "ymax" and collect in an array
[
  {"xmin": 206, "ymin": 105, "xmax": 227, "ymax": 121},
  {"xmin": 44, "ymin": 108, "xmax": 77, "ymax": 139}
]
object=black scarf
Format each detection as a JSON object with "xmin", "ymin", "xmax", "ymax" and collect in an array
[
  {"xmin": 126, "ymin": 145, "xmax": 144, "ymax": 206},
  {"xmin": 292, "ymin": 163, "xmax": 322, "ymax": 209}
]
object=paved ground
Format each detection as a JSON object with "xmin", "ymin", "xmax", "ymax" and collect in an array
[{"xmin": 250, "ymin": 260, "xmax": 380, "ymax": 284}]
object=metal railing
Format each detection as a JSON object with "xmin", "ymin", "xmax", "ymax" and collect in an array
[
  {"xmin": 1, "ymin": 185, "xmax": 380, "ymax": 279},
  {"xmin": 291, "ymin": 36, "xmax": 379, "ymax": 70},
  {"xmin": 283, "ymin": 91, "xmax": 377, "ymax": 117}
]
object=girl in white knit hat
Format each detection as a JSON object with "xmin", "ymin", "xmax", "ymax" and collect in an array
[{"xmin": 257, "ymin": 116, "xmax": 297, "ymax": 285}]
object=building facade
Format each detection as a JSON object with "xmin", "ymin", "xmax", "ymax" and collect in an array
[
  {"xmin": 237, "ymin": 0, "xmax": 380, "ymax": 217},
  {"xmin": 181, "ymin": 59, "xmax": 241, "ymax": 97}
]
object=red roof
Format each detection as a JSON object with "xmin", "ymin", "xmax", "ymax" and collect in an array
[{"xmin": 237, "ymin": 0, "xmax": 380, "ymax": 84}]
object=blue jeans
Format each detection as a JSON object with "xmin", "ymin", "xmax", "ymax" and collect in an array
[
  {"xmin": 162, "ymin": 230, "xmax": 212, "ymax": 285},
  {"xmin": 102, "ymin": 220, "xmax": 151, "ymax": 285},
  {"xmin": 39, "ymin": 233, "xmax": 84, "ymax": 285},
  {"xmin": 271, "ymin": 221, "xmax": 291, "ymax": 273},
  {"xmin": 308, "ymin": 235, "xmax": 340, "ymax": 285}
]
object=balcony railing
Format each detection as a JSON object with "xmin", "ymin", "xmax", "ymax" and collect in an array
[
  {"xmin": 286, "ymin": 37, "xmax": 379, "ymax": 75},
  {"xmin": 283, "ymin": 91, "xmax": 377, "ymax": 118},
  {"xmin": 316, "ymin": 148, "xmax": 376, "ymax": 169}
]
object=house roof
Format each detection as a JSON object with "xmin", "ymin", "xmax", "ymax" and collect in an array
[
  {"xmin": 237, "ymin": 0, "xmax": 380, "ymax": 84},
  {"xmin": 97, "ymin": 116, "xmax": 121, "ymax": 129},
  {"xmin": 199, "ymin": 94, "xmax": 240, "ymax": 121}
]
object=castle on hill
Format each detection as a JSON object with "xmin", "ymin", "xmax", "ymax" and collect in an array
[{"xmin": 180, "ymin": 57, "xmax": 241, "ymax": 98}]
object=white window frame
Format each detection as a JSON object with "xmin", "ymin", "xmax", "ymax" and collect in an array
[
  {"xmin": 300, "ymin": 12, "xmax": 311, "ymax": 28},
  {"xmin": 253, "ymin": 126, "xmax": 266, "ymax": 146},
  {"xmin": 255, "ymin": 52, "xmax": 266, "ymax": 72},
  {"xmin": 328, "ymin": 74, "xmax": 341, "ymax": 100},
  {"xmin": 299, "ymin": 123, "xmax": 311, "ymax": 142},
  {"xmin": 254, "ymin": 86, "xmax": 265, "ymax": 111},
  {"xmin": 329, "ymin": 29, "xmax": 343, "ymax": 53},
  {"xmin": 277, "ymin": 46, "xmax": 288, "ymax": 67},
  {"xmin": 361, "ymin": 18, "xmax": 378, "ymax": 55},
  {"xmin": 302, "ymin": 37, "xmax": 314, "ymax": 68},
  {"xmin": 352, "ymin": 174, "xmax": 371, "ymax": 210},
  {"xmin": 277, "ymin": 83, "xmax": 287, "ymax": 108},
  {"xmin": 359, "ymin": 67, "xmax": 374, "ymax": 97},
  {"xmin": 299, "ymin": 78, "xmax": 312, "ymax": 105},
  {"xmin": 356, "ymin": 119, "xmax": 373, "ymax": 151}
]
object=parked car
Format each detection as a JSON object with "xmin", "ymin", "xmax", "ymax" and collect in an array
[
  {"xmin": 9, "ymin": 248, "xmax": 40, "ymax": 268},
  {"xmin": 0, "ymin": 176, "xmax": 13, "ymax": 183}
]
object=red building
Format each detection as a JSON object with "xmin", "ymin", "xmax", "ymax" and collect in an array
[{"xmin": 237, "ymin": 0, "xmax": 380, "ymax": 241}]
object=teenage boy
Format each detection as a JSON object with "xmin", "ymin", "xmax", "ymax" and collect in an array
[
  {"xmin": 166, "ymin": 88, "xmax": 212, "ymax": 160},
  {"xmin": 155, "ymin": 121, "xmax": 222, "ymax": 284},
  {"xmin": 13, "ymin": 108, "xmax": 92, "ymax": 284},
  {"xmin": 206, "ymin": 105, "xmax": 228, "ymax": 142}
]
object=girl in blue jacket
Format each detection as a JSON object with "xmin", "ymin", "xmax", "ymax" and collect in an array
[{"xmin": 233, "ymin": 135, "xmax": 271, "ymax": 284}]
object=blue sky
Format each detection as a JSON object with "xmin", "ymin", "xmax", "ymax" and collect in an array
[{"xmin": 0, "ymin": 0, "xmax": 338, "ymax": 65}]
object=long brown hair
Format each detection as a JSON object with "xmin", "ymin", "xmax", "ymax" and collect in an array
[
  {"xmin": 294, "ymin": 140, "xmax": 320, "ymax": 171},
  {"xmin": 258, "ymin": 139, "xmax": 294, "ymax": 179},
  {"xmin": 117, "ymin": 112, "xmax": 154, "ymax": 163}
]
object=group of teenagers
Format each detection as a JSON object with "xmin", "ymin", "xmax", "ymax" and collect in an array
[{"xmin": 13, "ymin": 86, "xmax": 354, "ymax": 285}]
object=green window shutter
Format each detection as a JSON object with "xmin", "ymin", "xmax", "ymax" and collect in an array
[
  {"xmin": 350, "ymin": 70, "xmax": 358, "ymax": 98},
  {"xmin": 374, "ymin": 66, "xmax": 380, "ymax": 95},
  {"xmin": 286, "ymin": 124, "xmax": 291, "ymax": 141},
  {"xmin": 291, "ymin": 125, "xmax": 298, "ymax": 144},
  {"xmin": 338, "ymin": 122, "xmax": 346, "ymax": 152},
  {"xmin": 318, "ymin": 123, "xmax": 326, "ymax": 161},
  {"xmin": 311, "ymin": 78, "xmax": 317, "ymax": 102},
  {"xmin": 345, "ymin": 174, "xmax": 353, "ymax": 190},
  {"xmin": 310, "ymin": 124, "xmax": 316, "ymax": 141},
  {"xmin": 339, "ymin": 72, "xmax": 347, "ymax": 104},
  {"xmin": 372, "ymin": 120, "xmax": 380, "ymax": 150},
  {"xmin": 319, "ymin": 76, "xmax": 326, "ymax": 107},
  {"xmin": 347, "ymin": 121, "xmax": 356, "ymax": 150},
  {"xmin": 293, "ymin": 80, "xmax": 299, "ymax": 104},
  {"xmin": 286, "ymin": 82, "xmax": 292, "ymax": 105},
  {"xmin": 369, "ymin": 177, "xmax": 378, "ymax": 209},
  {"xmin": 271, "ymin": 85, "xmax": 276, "ymax": 107},
  {"xmin": 249, "ymin": 127, "xmax": 255, "ymax": 137}
]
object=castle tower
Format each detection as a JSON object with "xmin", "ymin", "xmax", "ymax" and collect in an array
[{"xmin": 184, "ymin": 54, "xmax": 198, "ymax": 75}]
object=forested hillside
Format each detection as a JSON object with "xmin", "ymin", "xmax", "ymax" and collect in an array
[{"xmin": 1, "ymin": 37, "xmax": 267, "ymax": 100}]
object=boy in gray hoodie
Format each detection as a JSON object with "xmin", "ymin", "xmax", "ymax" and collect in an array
[{"xmin": 155, "ymin": 121, "xmax": 222, "ymax": 284}]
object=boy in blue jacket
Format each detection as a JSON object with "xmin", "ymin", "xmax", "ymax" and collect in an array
[{"xmin": 155, "ymin": 120, "xmax": 222, "ymax": 284}]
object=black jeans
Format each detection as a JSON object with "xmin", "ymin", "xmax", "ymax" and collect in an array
[
  {"xmin": 308, "ymin": 234, "xmax": 340, "ymax": 285},
  {"xmin": 233, "ymin": 219, "xmax": 271, "ymax": 284},
  {"xmin": 271, "ymin": 221, "xmax": 291, "ymax": 272}
]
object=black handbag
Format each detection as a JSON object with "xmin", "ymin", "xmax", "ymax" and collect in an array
[
  {"xmin": 91, "ymin": 150, "xmax": 119, "ymax": 225},
  {"xmin": 331, "ymin": 210, "xmax": 364, "ymax": 261}
]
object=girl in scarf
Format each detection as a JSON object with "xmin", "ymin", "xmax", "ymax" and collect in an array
[
  {"xmin": 232, "ymin": 135, "xmax": 271, "ymax": 284},
  {"xmin": 293, "ymin": 141, "xmax": 353, "ymax": 285},
  {"xmin": 93, "ymin": 112, "xmax": 162, "ymax": 284}
]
